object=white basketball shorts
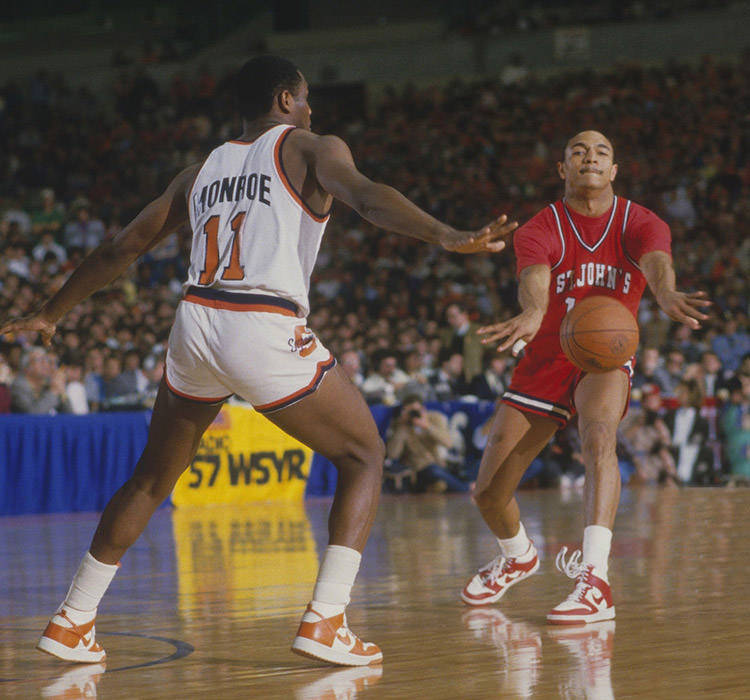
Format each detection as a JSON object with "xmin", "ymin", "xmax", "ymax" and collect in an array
[{"xmin": 165, "ymin": 287, "xmax": 335, "ymax": 413}]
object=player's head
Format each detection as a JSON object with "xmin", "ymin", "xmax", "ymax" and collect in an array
[
  {"xmin": 558, "ymin": 130, "xmax": 617, "ymax": 191},
  {"xmin": 235, "ymin": 55, "xmax": 309, "ymax": 127}
]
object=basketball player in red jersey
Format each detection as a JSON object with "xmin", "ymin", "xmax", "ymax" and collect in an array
[
  {"xmin": 461, "ymin": 130, "xmax": 710, "ymax": 623},
  {"xmin": 0, "ymin": 56, "xmax": 517, "ymax": 667}
]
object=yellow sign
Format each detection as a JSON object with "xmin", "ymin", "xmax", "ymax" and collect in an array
[
  {"xmin": 171, "ymin": 404, "xmax": 313, "ymax": 506},
  {"xmin": 172, "ymin": 501, "xmax": 319, "ymax": 620}
]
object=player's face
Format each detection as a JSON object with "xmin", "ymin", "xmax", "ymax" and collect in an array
[
  {"xmin": 558, "ymin": 131, "xmax": 617, "ymax": 191},
  {"xmin": 289, "ymin": 74, "xmax": 312, "ymax": 131}
]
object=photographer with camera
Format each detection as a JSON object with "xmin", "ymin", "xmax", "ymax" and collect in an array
[{"xmin": 385, "ymin": 393, "xmax": 471, "ymax": 493}]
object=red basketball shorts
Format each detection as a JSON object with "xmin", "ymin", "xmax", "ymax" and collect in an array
[{"xmin": 501, "ymin": 347, "xmax": 633, "ymax": 426}]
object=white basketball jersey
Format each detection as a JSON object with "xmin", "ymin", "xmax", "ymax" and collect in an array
[{"xmin": 186, "ymin": 124, "xmax": 329, "ymax": 316}]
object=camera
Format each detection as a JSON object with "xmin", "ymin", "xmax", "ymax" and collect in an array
[{"xmin": 407, "ymin": 408, "xmax": 421, "ymax": 420}]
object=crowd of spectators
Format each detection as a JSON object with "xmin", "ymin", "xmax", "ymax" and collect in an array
[{"xmin": 2, "ymin": 51, "xmax": 750, "ymax": 484}]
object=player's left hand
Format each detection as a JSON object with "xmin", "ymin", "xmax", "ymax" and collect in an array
[
  {"xmin": 656, "ymin": 290, "xmax": 711, "ymax": 329},
  {"xmin": 444, "ymin": 214, "xmax": 518, "ymax": 254}
]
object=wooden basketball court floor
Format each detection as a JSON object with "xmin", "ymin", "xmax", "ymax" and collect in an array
[{"xmin": 2, "ymin": 487, "xmax": 749, "ymax": 699}]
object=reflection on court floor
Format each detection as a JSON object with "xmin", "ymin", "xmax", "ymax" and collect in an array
[
  {"xmin": 172, "ymin": 501, "xmax": 319, "ymax": 621},
  {"xmin": 1, "ymin": 489, "xmax": 750, "ymax": 698}
]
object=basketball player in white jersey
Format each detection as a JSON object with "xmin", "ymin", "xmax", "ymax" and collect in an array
[{"xmin": 0, "ymin": 55, "xmax": 517, "ymax": 667}]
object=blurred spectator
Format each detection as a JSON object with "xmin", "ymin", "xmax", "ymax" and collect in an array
[
  {"xmin": 361, "ymin": 348, "xmax": 409, "ymax": 406},
  {"xmin": 32, "ymin": 232, "xmax": 67, "ymax": 268},
  {"xmin": 720, "ymin": 376, "xmax": 750, "ymax": 485},
  {"xmin": 340, "ymin": 349, "xmax": 364, "ymax": 389},
  {"xmin": 500, "ymin": 52, "xmax": 529, "ymax": 87},
  {"xmin": 1, "ymin": 197, "xmax": 32, "ymax": 237},
  {"xmin": 712, "ymin": 313, "xmax": 750, "ymax": 375},
  {"xmin": 62, "ymin": 199, "xmax": 106, "ymax": 254},
  {"xmin": 402, "ymin": 348, "xmax": 432, "ymax": 393},
  {"xmin": 100, "ymin": 354, "xmax": 139, "ymax": 409},
  {"xmin": 83, "ymin": 347, "xmax": 105, "ymax": 412},
  {"xmin": 120, "ymin": 349, "xmax": 149, "ymax": 395},
  {"xmin": 30, "ymin": 188, "xmax": 65, "ymax": 238},
  {"xmin": 6, "ymin": 241, "xmax": 31, "ymax": 280},
  {"xmin": 667, "ymin": 323, "xmax": 705, "ymax": 364},
  {"xmin": 662, "ymin": 185, "xmax": 696, "ymax": 229},
  {"xmin": 632, "ymin": 347, "xmax": 671, "ymax": 393},
  {"xmin": 385, "ymin": 393, "xmax": 469, "ymax": 493},
  {"xmin": 469, "ymin": 350, "xmax": 513, "ymax": 400},
  {"xmin": 10, "ymin": 346, "xmax": 70, "ymax": 414},
  {"xmin": 429, "ymin": 347, "xmax": 471, "ymax": 401},
  {"xmin": 141, "ymin": 352, "xmax": 165, "ymax": 404},
  {"xmin": 664, "ymin": 378, "xmax": 714, "ymax": 485},
  {"xmin": 61, "ymin": 352, "xmax": 89, "ymax": 415},
  {"xmin": 441, "ymin": 302, "xmax": 484, "ymax": 383},
  {"xmin": 684, "ymin": 350, "xmax": 731, "ymax": 402},
  {"xmin": 660, "ymin": 348, "xmax": 688, "ymax": 398},
  {"xmin": 620, "ymin": 385, "xmax": 676, "ymax": 485},
  {"xmin": 544, "ymin": 421, "xmax": 583, "ymax": 490}
]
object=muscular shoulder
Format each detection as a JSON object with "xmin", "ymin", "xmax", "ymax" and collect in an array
[{"xmin": 285, "ymin": 129, "xmax": 351, "ymax": 162}]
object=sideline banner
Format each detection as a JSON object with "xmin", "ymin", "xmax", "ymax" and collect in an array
[{"xmin": 171, "ymin": 404, "xmax": 312, "ymax": 506}]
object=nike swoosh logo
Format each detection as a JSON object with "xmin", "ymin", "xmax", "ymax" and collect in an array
[
  {"xmin": 337, "ymin": 630, "xmax": 352, "ymax": 646},
  {"xmin": 591, "ymin": 592, "xmax": 606, "ymax": 606}
]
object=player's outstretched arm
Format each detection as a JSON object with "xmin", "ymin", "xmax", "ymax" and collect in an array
[
  {"xmin": 477, "ymin": 264, "xmax": 550, "ymax": 355},
  {"xmin": 308, "ymin": 133, "xmax": 517, "ymax": 253},
  {"xmin": 640, "ymin": 251, "xmax": 711, "ymax": 330},
  {"xmin": 0, "ymin": 165, "xmax": 198, "ymax": 346}
]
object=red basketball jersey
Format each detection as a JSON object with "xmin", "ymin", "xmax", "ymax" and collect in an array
[{"xmin": 513, "ymin": 196, "xmax": 671, "ymax": 360}]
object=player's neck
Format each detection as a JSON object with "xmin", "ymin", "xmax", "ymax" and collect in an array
[
  {"xmin": 563, "ymin": 188, "xmax": 614, "ymax": 217},
  {"xmin": 238, "ymin": 117, "xmax": 288, "ymax": 142}
]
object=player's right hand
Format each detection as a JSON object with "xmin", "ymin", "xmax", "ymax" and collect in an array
[
  {"xmin": 444, "ymin": 214, "xmax": 518, "ymax": 254},
  {"xmin": 0, "ymin": 315, "xmax": 57, "ymax": 347},
  {"xmin": 477, "ymin": 310, "xmax": 543, "ymax": 355}
]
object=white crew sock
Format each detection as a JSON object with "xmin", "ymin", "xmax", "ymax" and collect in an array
[
  {"xmin": 308, "ymin": 545, "xmax": 362, "ymax": 619},
  {"xmin": 582, "ymin": 525, "xmax": 613, "ymax": 579},
  {"xmin": 61, "ymin": 552, "xmax": 120, "ymax": 623},
  {"xmin": 498, "ymin": 521, "xmax": 532, "ymax": 559}
]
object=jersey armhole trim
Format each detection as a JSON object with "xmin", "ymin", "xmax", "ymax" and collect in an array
[{"xmin": 274, "ymin": 127, "xmax": 332, "ymax": 223}]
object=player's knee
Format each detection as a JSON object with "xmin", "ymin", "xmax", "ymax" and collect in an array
[
  {"xmin": 338, "ymin": 434, "xmax": 385, "ymax": 476},
  {"xmin": 128, "ymin": 470, "xmax": 173, "ymax": 503}
]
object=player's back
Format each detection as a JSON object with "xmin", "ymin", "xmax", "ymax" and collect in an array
[{"xmin": 185, "ymin": 124, "xmax": 329, "ymax": 316}]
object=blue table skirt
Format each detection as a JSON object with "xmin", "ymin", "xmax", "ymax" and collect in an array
[{"xmin": 0, "ymin": 401, "xmax": 495, "ymax": 516}]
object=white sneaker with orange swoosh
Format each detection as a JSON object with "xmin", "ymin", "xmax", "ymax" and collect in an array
[
  {"xmin": 547, "ymin": 548, "xmax": 615, "ymax": 625},
  {"xmin": 292, "ymin": 604, "xmax": 382, "ymax": 666},
  {"xmin": 37, "ymin": 608, "xmax": 106, "ymax": 663}
]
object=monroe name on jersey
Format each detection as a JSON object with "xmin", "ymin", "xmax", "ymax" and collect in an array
[{"xmin": 192, "ymin": 172, "xmax": 272, "ymax": 218}]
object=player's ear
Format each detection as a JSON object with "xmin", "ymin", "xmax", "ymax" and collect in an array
[
  {"xmin": 276, "ymin": 89, "xmax": 293, "ymax": 114},
  {"xmin": 610, "ymin": 162, "xmax": 618, "ymax": 182},
  {"xmin": 557, "ymin": 161, "xmax": 566, "ymax": 181}
]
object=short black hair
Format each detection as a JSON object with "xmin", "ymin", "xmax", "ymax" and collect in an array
[{"xmin": 235, "ymin": 55, "xmax": 303, "ymax": 121}]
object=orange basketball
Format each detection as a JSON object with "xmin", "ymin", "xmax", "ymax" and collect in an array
[{"xmin": 560, "ymin": 296, "xmax": 639, "ymax": 373}]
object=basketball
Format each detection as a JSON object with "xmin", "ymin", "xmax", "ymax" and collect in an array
[{"xmin": 560, "ymin": 296, "xmax": 639, "ymax": 373}]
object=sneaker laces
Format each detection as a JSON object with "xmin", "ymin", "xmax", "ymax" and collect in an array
[
  {"xmin": 481, "ymin": 554, "xmax": 511, "ymax": 584},
  {"xmin": 555, "ymin": 547, "xmax": 585, "ymax": 579},
  {"xmin": 555, "ymin": 548, "xmax": 596, "ymax": 603}
]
